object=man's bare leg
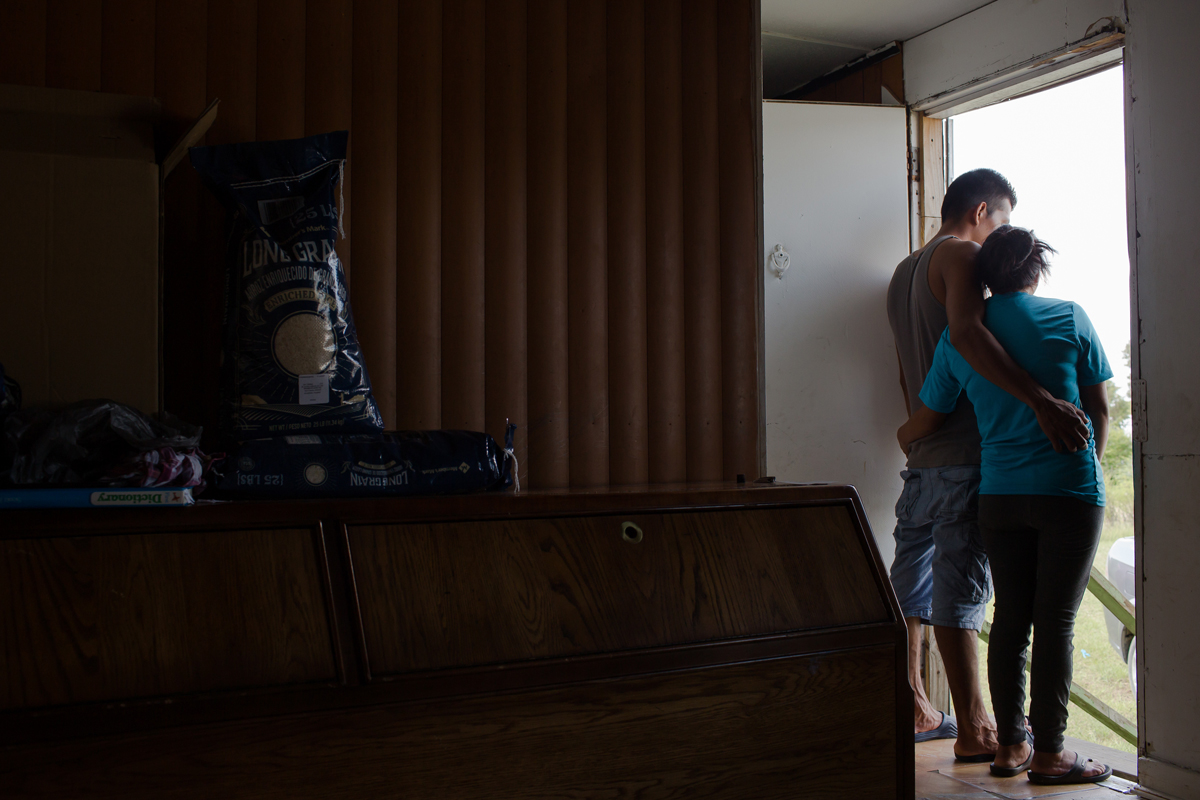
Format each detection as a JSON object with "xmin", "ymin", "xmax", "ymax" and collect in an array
[
  {"xmin": 908, "ymin": 617, "xmax": 945, "ymax": 733},
  {"xmin": 934, "ymin": 625, "xmax": 999, "ymax": 757}
]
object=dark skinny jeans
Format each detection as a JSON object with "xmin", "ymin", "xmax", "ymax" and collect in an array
[{"xmin": 978, "ymin": 494, "xmax": 1105, "ymax": 754}]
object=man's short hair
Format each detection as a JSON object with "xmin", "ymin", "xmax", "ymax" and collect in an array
[{"xmin": 941, "ymin": 168, "xmax": 1017, "ymax": 222}]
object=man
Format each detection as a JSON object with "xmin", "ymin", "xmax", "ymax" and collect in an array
[{"xmin": 886, "ymin": 168, "xmax": 1090, "ymax": 759}]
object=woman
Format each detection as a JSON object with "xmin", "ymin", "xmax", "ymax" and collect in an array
[{"xmin": 898, "ymin": 225, "xmax": 1113, "ymax": 786}]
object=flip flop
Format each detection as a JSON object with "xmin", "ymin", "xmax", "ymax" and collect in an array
[
  {"xmin": 1028, "ymin": 751, "xmax": 1112, "ymax": 785},
  {"xmin": 914, "ymin": 711, "xmax": 958, "ymax": 743},
  {"xmin": 958, "ymin": 722, "xmax": 1034, "ymax": 763},
  {"xmin": 955, "ymin": 751, "xmax": 995, "ymax": 763},
  {"xmin": 989, "ymin": 731, "xmax": 1036, "ymax": 777}
]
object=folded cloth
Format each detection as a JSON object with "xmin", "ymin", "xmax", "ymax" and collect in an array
[{"xmin": 103, "ymin": 446, "xmax": 221, "ymax": 491}]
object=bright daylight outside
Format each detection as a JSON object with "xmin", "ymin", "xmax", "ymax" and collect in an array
[{"xmin": 950, "ymin": 65, "xmax": 1135, "ymax": 754}]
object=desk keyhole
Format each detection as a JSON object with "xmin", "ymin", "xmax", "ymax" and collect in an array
[{"xmin": 620, "ymin": 521, "xmax": 643, "ymax": 544}]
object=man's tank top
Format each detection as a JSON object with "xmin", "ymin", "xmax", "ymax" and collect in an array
[{"xmin": 887, "ymin": 235, "xmax": 982, "ymax": 468}]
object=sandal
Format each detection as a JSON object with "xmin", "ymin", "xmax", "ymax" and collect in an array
[
  {"xmin": 1028, "ymin": 751, "xmax": 1112, "ymax": 785},
  {"xmin": 915, "ymin": 711, "xmax": 958, "ymax": 743},
  {"xmin": 989, "ymin": 732, "xmax": 1035, "ymax": 777},
  {"xmin": 957, "ymin": 716, "xmax": 1034, "ymax": 764}
]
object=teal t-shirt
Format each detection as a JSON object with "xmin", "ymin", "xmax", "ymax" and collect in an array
[{"xmin": 918, "ymin": 292, "xmax": 1113, "ymax": 504}]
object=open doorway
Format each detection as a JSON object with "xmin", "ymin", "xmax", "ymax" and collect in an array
[{"xmin": 948, "ymin": 64, "xmax": 1136, "ymax": 755}]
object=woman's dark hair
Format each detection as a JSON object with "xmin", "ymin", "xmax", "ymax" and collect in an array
[
  {"xmin": 977, "ymin": 225, "xmax": 1056, "ymax": 295},
  {"xmin": 942, "ymin": 168, "xmax": 1017, "ymax": 222}
]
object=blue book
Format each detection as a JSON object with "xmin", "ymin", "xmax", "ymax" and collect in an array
[{"xmin": 0, "ymin": 487, "xmax": 194, "ymax": 509}]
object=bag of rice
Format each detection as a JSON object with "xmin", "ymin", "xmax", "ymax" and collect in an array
[
  {"xmin": 190, "ymin": 132, "xmax": 383, "ymax": 438},
  {"xmin": 217, "ymin": 425, "xmax": 516, "ymax": 499}
]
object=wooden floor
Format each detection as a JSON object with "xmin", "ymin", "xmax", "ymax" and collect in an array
[{"xmin": 915, "ymin": 736, "xmax": 1138, "ymax": 799}]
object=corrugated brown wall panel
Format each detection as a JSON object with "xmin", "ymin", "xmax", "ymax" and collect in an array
[
  {"xmin": 46, "ymin": 0, "xmax": 102, "ymax": 91},
  {"xmin": 681, "ymin": 0, "xmax": 724, "ymax": 482},
  {"xmin": 206, "ymin": 0, "xmax": 257, "ymax": 145},
  {"xmin": 605, "ymin": 0, "xmax": 648, "ymax": 486},
  {"xmin": 566, "ymin": 0, "xmax": 610, "ymax": 487},
  {"xmin": 303, "ymin": 0, "xmax": 352, "ymax": 277},
  {"xmin": 861, "ymin": 61, "xmax": 883, "ymax": 105},
  {"xmin": 804, "ymin": 84, "xmax": 836, "ymax": 103},
  {"xmin": 202, "ymin": 0, "xmax": 258, "ymax": 437},
  {"xmin": 26, "ymin": 0, "xmax": 764, "ymax": 487},
  {"xmin": 484, "ymin": 0, "xmax": 528, "ymax": 479},
  {"xmin": 787, "ymin": 52, "xmax": 902, "ymax": 106},
  {"xmin": 717, "ymin": 0, "xmax": 763, "ymax": 480},
  {"xmin": 643, "ymin": 0, "xmax": 686, "ymax": 484},
  {"xmin": 256, "ymin": 0, "xmax": 305, "ymax": 141},
  {"xmin": 834, "ymin": 69, "xmax": 865, "ymax": 104},
  {"xmin": 156, "ymin": 0, "xmax": 208, "ymax": 429},
  {"xmin": 882, "ymin": 54, "xmax": 903, "ymax": 104},
  {"xmin": 350, "ymin": 0, "xmax": 399, "ymax": 428},
  {"xmin": 395, "ymin": 1, "xmax": 442, "ymax": 430},
  {"xmin": 0, "ymin": 1, "xmax": 47, "ymax": 86},
  {"xmin": 525, "ymin": 0, "xmax": 570, "ymax": 488},
  {"xmin": 440, "ymin": 0, "xmax": 486, "ymax": 432},
  {"xmin": 101, "ymin": 0, "xmax": 156, "ymax": 96}
]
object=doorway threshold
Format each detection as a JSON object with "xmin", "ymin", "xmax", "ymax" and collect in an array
[{"xmin": 916, "ymin": 735, "xmax": 1138, "ymax": 799}]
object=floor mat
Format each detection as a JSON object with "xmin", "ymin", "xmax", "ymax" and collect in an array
[{"xmin": 916, "ymin": 737, "xmax": 1137, "ymax": 800}]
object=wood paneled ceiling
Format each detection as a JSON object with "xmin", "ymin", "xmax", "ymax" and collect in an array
[{"xmin": 761, "ymin": 0, "xmax": 994, "ymax": 97}]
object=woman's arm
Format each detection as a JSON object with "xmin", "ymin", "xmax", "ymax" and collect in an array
[
  {"xmin": 1079, "ymin": 382, "xmax": 1110, "ymax": 460},
  {"xmin": 898, "ymin": 403, "xmax": 949, "ymax": 456}
]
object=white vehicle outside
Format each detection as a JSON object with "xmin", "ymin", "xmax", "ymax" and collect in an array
[{"xmin": 1103, "ymin": 536, "xmax": 1136, "ymax": 694}]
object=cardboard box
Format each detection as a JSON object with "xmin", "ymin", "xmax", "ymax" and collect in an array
[{"xmin": 0, "ymin": 84, "xmax": 216, "ymax": 414}]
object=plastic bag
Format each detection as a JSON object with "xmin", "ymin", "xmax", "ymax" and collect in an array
[
  {"xmin": 0, "ymin": 364, "xmax": 21, "ymax": 478},
  {"xmin": 5, "ymin": 400, "xmax": 215, "ymax": 488},
  {"xmin": 190, "ymin": 131, "xmax": 383, "ymax": 439},
  {"xmin": 0, "ymin": 364, "xmax": 20, "ymax": 417},
  {"xmin": 219, "ymin": 425, "xmax": 515, "ymax": 498}
]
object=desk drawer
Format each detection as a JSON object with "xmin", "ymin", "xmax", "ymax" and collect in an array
[
  {"xmin": 347, "ymin": 504, "xmax": 890, "ymax": 676},
  {"xmin": 1, "ymin": 528, "xmax": 338, "ymax": 709}
]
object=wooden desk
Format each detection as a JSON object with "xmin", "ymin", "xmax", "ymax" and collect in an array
[{"xmin": 0, "ymin": 483, "xmax": 913, "ymax": 799}]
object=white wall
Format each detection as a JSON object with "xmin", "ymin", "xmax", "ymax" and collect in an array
[
  {"xmin": 904, "ymin": 0, "xmax": 1125, "ymax": 109},
  {"xmin": 1125, "ymin": 1, "xmax": 1200, "ymax": 796},
  {"xmin": 762, "ymin": 102, "xmax": 910, "ymax": 563}
]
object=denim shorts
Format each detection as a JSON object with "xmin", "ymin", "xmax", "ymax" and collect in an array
[{"xmin": 889, "ymin": 465, "xmax": 992, "ymax": 630}]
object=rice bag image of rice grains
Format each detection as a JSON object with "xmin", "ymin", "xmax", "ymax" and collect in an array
[{"xmin": 189, "ymin": 132, "xmax": 383, "ymax": 439}]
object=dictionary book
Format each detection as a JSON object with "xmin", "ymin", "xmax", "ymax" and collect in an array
[{"xmin": 0, "ymin": 488, "xmax": 195, "ymax": 509}]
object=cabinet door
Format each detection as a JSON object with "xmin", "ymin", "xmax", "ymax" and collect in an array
[
  {"xmin": 1, "ymin": 528, "xmax": 338, "ymax": 709},
  {"xmin": 348, "ymin": 504, "xmax": 891, "ymax": 675},
  {"xmin": 1, "ymin": 646, "xmax": 901, "ymax": 800}
]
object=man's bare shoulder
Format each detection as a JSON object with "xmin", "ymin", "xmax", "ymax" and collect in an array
[
  {"xmin": 926, "ymin": 238, "xmax": 980, "ymax": 305},
  {"xmin": 928, "ymin": 238, "xmax": 980, "ymax": 272}
]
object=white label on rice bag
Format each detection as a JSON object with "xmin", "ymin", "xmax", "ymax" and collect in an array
[
  {"xmin": 258, "ymin": 196, "xmax": 306, "ymax": 225},
  {"xmin": 298, "ymin": 374, "xmax": 330, "ymax": 405}
]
